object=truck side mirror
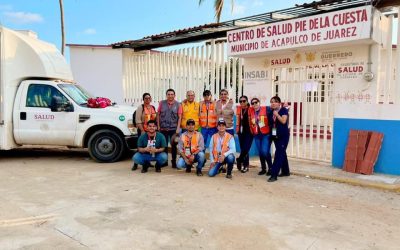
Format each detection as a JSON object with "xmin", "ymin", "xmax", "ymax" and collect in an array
[
  {"xmin": 50, "ymin": 96, "xmax": 74, "ymax": 112},
  {"xmin": 50, "ymin": 96, "xmax": 62, "ymax": 112},
  {"xmin": 64, "ymin": 101, "xmax": 74, "ymax": 112}
]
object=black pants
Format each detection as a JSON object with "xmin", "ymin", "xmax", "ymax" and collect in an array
[
  {"xmin": 161, "ymin": 130, "xmax": 177, "ymax": 163},
  {"xmin": 271, "ymin": 136, "xmax": 290, "ymax": 178},
  {"xmin": 237, "ymin": 132, "xmax": 253, "ymax": 167}
]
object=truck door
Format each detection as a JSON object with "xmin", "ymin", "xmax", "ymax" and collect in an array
[{"xmin": 15, "ymin": 83, "xmax": 78, "ymax": 146}]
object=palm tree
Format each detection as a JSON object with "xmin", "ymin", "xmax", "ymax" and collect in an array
[
  {"xmin": 198, "ymin": 0, "xmax": 234, "ymax": 23},
  {"xmin": 59, "ymin": 0, "xmax": 65, "ymax": 55}
]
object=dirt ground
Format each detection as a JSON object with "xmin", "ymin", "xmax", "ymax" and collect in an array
[{"xmin": 0, "ymin": 149, "xmax": 399, "ymax": 250}]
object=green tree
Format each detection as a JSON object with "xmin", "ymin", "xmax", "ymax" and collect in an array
[{"xmin": 198, "ymin": 0, "xmax": 234, "ymax": 23}]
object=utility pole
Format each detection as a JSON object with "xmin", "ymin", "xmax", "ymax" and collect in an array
[{"xmin": 59, "ymin": 0, "xmax": 65, "ymax": 55}]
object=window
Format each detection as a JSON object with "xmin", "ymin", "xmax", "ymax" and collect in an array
[
  {"xmin": 58, "ymin": 84, "xmax": 92, "ymax": 105},
  {"xmin": 26, "ymin": 84, "xmax": 68, "ymax": 108}
]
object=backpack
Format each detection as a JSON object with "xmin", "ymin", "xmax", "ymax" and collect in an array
[{"xmin": 133, "ymin": 104, "xmax": 156, "ymax": 127}]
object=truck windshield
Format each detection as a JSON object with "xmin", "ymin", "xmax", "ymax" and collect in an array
[{"xmin": 58, "ymin": 84, "xmax": 93, "ymax": 105}]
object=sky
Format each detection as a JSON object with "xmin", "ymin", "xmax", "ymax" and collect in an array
[{"xmin": 0, "ymin": 0, "xmax": 307, "ymax": 53}]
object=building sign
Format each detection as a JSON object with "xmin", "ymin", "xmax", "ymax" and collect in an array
[
  {"xmin": 243, "ymin": 80, "xmax": 271, "ymax": 104},
  {"xmin": 228, "ymin": 6, "xmax": 372, "ymax": 56},
  {"xmin": 321, "ymin": 51, "xmax": 353, "ymax": 62},
  {"xmin": 337, "ymin": 62, "xmax": 365, "ymax": 79},
  {"xmin": 244, "ymin": 70, "xmax": 268, "ymax": 80}
]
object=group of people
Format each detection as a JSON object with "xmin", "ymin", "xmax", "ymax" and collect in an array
[{"xmin": 132, "ymin": 88, "xmax": 290, "ymax": 182}]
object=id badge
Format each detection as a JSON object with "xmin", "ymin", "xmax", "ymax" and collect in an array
[
  {"xmin": 185, "ymin": 147, "xmax": 191, "ymax": 156},
  {"xmin": 272, "ymin": 128, "xmax": 277, "ymax": 136},
  {"xmin": 259, "ymin": 120, "xmax": 265, "ymax": 128}
]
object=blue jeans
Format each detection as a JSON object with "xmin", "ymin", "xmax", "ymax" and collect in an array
[
  {"xmin": 177, "ymin": 152, "xmax": 206, "ymax": 170},
  {"xmin": 201, "ymin": 127, "xmax": 218, "ymax": 149},
  {"xmin": 132, "ymin": 152, "xmax": 168, "ymax": 167},
  {"xmin": 253, "ymin": 134, "xmax": 272, "ymax": 171},
  {"xmin": 208, "ymin": 153, "xmax": 235, "ymax": 177}
]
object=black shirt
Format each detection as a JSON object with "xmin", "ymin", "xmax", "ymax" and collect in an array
[{"xmin": 239, "ymin": 108, "xmax": 251, "ymax": 134}]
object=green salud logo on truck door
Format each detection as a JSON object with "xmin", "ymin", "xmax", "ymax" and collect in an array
[{"xmin": 119, "ymin": 115, "xmax": 125, "ymax": 121}]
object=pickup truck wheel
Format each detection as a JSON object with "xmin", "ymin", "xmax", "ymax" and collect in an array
[{"xmin": 88, "ymin": 129, "xmax": 125, "ymax": 163}]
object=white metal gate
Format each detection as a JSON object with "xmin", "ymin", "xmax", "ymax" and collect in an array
[
  {"xmin": 272, "ymin": 64, "xmax": 335, "ymax": 162},
  {"xmin": 122, "ymin": 40, "xmax": 243, "ymax": 106}
]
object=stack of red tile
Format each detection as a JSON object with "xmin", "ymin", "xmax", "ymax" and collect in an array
[{"xmin": 343, "ymin": 130, "xmax": 384, "ymax": 175}]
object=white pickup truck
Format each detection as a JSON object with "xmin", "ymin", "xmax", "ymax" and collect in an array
[{"xmin": 0, "ymin": 26, "xmax": 137, "ymax": 162}]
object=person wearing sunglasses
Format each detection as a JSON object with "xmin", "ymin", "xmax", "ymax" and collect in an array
[
  {"xmin": 248, "ymin": 97, "xmax": 273, "ymax": 176},
  {"xmin": 268, "ymin": 96, "xmax": 290, "ymax": 182},
  {"xmin": 216, "ymin": 89, "xmax": 235, "ymax": 135},
  {"xmin": 235, "ymin": 95, "xmax": 253, "ymax": 173}
]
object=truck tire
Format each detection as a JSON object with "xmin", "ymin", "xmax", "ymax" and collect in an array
[{"xmin": 88, "ymin": 129, "xmax": 125, "ymax": 163}]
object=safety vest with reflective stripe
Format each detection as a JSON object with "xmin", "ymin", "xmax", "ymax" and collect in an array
[
  {"xmin": 211, "ymin": 133, "xmax": 233, "ymax": 163},
  {"xmin": 181, "ymin": 132, "xmax": 200, "ymax": 156},
  {"xmin": 199, "ymin": 101, "xmax": 217, "ymax": 128},
  {"xmin": 143, "ymin": 105, "xmax": 157, "ymax": 132},
  {"xmin": 181, "ymin": 101, "xmax": 200, "ymax": 130},
  {"xmin": 248, "ymin": 106, "xmax": 270, "ymax": 135}
]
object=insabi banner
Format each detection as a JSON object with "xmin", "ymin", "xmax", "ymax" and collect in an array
[
  {"xmin": 243, "ymin": 79, "xmax": 271, "ymax": 105},
  {"xmin": 227, "ymin": 6, "xmax": 373, "ymax": 56}
]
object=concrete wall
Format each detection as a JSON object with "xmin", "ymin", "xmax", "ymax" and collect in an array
[
  {"xmin": 69, "ymin": 46, "xmax": 124, "ymax": 104},
  {"xmin": 333, "ymin": 104, "xmax": 400, "ymax": 175}
]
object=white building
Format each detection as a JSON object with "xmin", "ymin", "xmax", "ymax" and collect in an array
[{"xmin": 68, "ymin": 0, "xmax": 400, "ymax": 175}]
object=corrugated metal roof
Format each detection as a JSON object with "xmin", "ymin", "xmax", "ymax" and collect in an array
[
  {"xmin": 67, "ymin": 44, "xmax": 111, "ymax": 48},
  {"xmin": 111, "ymin": 0, "xmax": 380, "ymax": 51}
]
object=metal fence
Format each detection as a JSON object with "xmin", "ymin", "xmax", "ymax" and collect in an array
[
  {"xmin": 118, "ymin": 13, "xmax": 400, "ymax": 164},
  {"xmin": 122, "ymin": 40, "xmax": 243, "ymax": 106},
  {"xmin": 272, "ymin": 65, "xmax": 335, "ymax": 162}
]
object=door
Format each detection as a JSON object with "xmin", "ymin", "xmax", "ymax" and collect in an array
[
  {"xmin": 271, "ymin": 65, "xmax": 334, "ymax": 162},
  {"xmin": 15, "ymin": 83, "xmax": 78, "ymax": 146}
]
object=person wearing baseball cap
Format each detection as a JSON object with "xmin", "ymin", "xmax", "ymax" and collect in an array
[
  {"xmin": 132, "ymin": 120, "xmax": 168, "ymax": 173},
  {"xmin": 177, "ymin": 119, "xmax": 206, "ymax": 176},
  {"xmin": 208, "ymin": 118, "xmax": 236, "ymax": 179}
]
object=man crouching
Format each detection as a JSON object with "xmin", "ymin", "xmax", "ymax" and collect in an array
[
  {"xmin": 132, "ymin": 120, "xmax": 167, "ymax": 173},
  {"xmin": 177, "ymin": 119, "xmax": 206, "ymax": 176},
  {"xmin": 208, "ymin": 119, "xmax": 236, "ymax": 179}
]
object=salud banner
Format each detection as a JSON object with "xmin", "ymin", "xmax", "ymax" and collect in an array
[{"xmin": 227, "ymin": 6, "xmax": 373, "ymax": 56}]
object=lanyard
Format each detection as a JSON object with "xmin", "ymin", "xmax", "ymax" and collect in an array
[
  {"xmin": 147, "ymin": 134, "xmax": 155, "ymax": 140},
  {"xmin": 255, "ymin": 108, "xmax": 261, "ymax": 123},
  {"xmin": 205, "ymin": 101, "xmax": 210, "ymax": 111},
  {"xmin": 273, "ymin": 108, "xmax": 281, "ymax": 128},
  {"xmin": 147, "ymin": 134, "xmax": 156, "ymax": 147},
  {"xmin": 217, "ymin": 134, "xmax": 225, "ymax": 153},
  {"xmin": 144, "ymin": 105, "xmax": 154, "ymax": 114},
  {"xmin": 240, "ymin": 108, "xmax": 247, "ymax": 120},
  {"xmin": 185, "ymin": 134, "xmax": 193, "ymax": 149}
]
